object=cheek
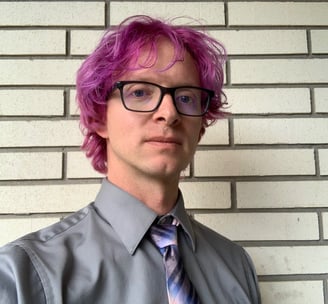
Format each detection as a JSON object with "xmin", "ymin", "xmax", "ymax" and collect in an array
[
  {"xmin": 198, "ymin": 126, "xmax": 206, "ymax": 142},
  {"xmin": 106, "ymin": 107, "xmax": 127, "ymax": 138},
  {"xmin": 107, "ymin": 112, "xmax": 143, "ymax": 140},
  {"xmin": 195, "ymin": 119, "xmax": 203, "ymax": 137},
  {"xmin": 187, "ymin": 120, "xmax": 203, "ymax": 146}
]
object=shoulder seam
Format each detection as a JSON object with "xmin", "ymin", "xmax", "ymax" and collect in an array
[{"xmin": 15, "ymin": 244, "xmax": 51, "ymax": 304}]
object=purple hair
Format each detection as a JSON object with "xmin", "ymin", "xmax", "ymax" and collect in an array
[{"xmin": 76, "ymin": 15, "xmax": 227, "ymax": 174}]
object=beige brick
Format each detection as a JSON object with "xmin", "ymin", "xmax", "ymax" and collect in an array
[
  {"xmin": 229, "ymin": 2, "xmax": 328, "ymax": 26},
  {"xmin": 67, "ymin": 151, "xmax": 104, "ymax": 179},
  {"xmin": 226, "ymin": 88, "xmax": 310, "ymax": 114},
  {"xmin": 0, "ymin": 120, "xmax": 82, "ymax": 147},
  {"xmin": 311, "ymin": 30, "xmax": 328, "ymax": 53},
  {"xmin": 319, "ymin": 149, "xmax": 328, "ymax": 176},
  {"xmin": 315, "ymin": 88, "xmax": 328, "ymax": 113},
  {"xmin": 109, "ymin": 2, "xmax": 224, "ymax": 25},
  {"xmin": 195, "ymin": 213, "xmax": 318, "ymax": 241},
  {"xmin": 323, "ymin": 213, "xmax": 328, "ymax": 240},
  {"xmin": 0, "ymin": 216, "xmax": 60, "ymax": 246},
  {"xmin": 0, "ymin": 30, "xmax": 65, "ymax": 55},
  {"xmin": 180, "ymin": 182, "xmax": 231, "ymax": 209},
  {"xmin": 0, "ymin": 2, "xmax": 104, "ymax": 26},
  {"xmin": 70, "ymin": 30, "xmax": 104, "ymax": 55},
  {"xmin": 237, "ymin": 181, "xmax": 328, "ymax": 209},
  {"xmin": 0, "ymin": 183, "xmax": 101, "ymax": 214},
  {"xmin": 231, "ymin": 59, "xmax": 328, "ymax": 84},
  {"xmin": 211, "ymin": 30, "xmax": 307, "ymax": 55},
  {"xmin": 199, "ymin": 119, "xmax": 229, "ymax": 145},
  {"xmin": 234, "ymin": 118, "xmax": 328, "ymax": 144},
  {"xmin": 69, "ymin": 89, "xmax": 79, "ymax": 116},
  {"xmin": 0, "ymin": 152, "xmax": 62, "ymax": 180},
  {"xmin": 0, "ymin": 90, "xmax": 64, "ymax": 116},
  {"xmin": 0, "ymin": 59, "xmax": 82, "ymax": 85},
  {"xmin": 194, "ymin": 149, "xmax": 315, "ymax": 177},
  {"xmin": 259, "ymin": 281, "xmax": 324, "ymax": 304},
  {"xmin": 246, "ymin": 246, "xmax": 328, "ymax": 275}
]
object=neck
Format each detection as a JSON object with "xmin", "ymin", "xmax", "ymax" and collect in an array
[{"xmin": 107, "ymin": 172, "xmax": 180, "ymax": 215}]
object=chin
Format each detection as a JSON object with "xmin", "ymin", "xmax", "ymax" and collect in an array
[
  {"xmin": 146, "ymin": 164, "xmax": 181, "ymax": 178},
  {"xmin": 144, "ymin": 156, "xmax": 189, "ymax": 177}
]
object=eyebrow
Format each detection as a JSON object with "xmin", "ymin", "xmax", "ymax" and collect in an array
[{"xmin": 120, "ymin": 77, "xmax": 200, "ymax": 88}]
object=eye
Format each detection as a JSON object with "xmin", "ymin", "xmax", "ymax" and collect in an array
[
  {"xmin": 175, "ymin": 89, "xmax": 199, "ymax": 104},
  {"xmin": 176, "ymin": 95, "xmax": 194, "ymax": 104},
  {"xmin": 124, "ymin": 84, "xmax": 154, "ymax": 100},
  {"xmin": 132, "ymin": 89, "xmax": 146, "ymax": 98}
]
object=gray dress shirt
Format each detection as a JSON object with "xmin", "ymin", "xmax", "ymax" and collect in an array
[{"xmin": 0, "ymin": 179, "xmax": 261, "ymax": 304}]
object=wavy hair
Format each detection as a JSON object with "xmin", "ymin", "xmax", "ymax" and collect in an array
[{"xmin": 76, "ymin": 15, "xmax": 226, "ymax": 173}]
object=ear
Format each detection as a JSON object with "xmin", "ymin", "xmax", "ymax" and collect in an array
[{"xmin": 96, "ymin": 125, "xmax": 109, "ymax": 139}]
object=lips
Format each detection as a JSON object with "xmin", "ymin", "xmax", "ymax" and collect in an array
[{"xmin": 145, "ymin": 136, "xmax": 182, "ymax": 145}]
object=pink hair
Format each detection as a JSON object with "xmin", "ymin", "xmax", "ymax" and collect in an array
[{"xmin": 76, "ymin": 15, "xmax": 226, "ymax": 174}]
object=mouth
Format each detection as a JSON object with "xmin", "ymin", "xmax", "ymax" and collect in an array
[{"xmin": 145, "ymin": 136, "xmax": 182, "ymax": 146}]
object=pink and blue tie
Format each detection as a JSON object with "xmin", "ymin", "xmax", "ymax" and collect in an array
[{"xmin": 150, "ymin": 217, "xmax": 200, "ymax": 304}]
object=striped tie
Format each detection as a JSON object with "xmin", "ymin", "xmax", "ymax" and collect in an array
[{"xmin": 150, "ymin": 217, "xmax": 200, "ymax": 304}]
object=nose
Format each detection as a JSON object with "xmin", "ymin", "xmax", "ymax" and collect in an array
[{"xmin": 153, "ymin": 93, "xmax": 181, "ymax": 126}]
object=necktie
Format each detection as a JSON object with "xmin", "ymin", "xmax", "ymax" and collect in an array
[{"xmin": 150, "ymin": 217, "xmax": 200, "ymax": 304}]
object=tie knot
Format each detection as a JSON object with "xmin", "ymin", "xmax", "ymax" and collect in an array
[{"xmin": 150, "ymin": 223, "xmax": 178, "ymax": 251}]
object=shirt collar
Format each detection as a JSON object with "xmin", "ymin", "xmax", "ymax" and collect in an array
[
  {"xmin": 94, "ymin": 179, "xmax": 196, "ymax": 255},
  {"xmin": 166, "ymin": 194, "xmax": 196, "ymax": 251}
]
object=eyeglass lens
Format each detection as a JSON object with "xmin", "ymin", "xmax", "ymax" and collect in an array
[{"xmin": 120, "ymin": 82, "xmax": 209, "ymax": 116}]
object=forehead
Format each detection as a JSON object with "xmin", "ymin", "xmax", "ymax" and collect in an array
[
  {"xmin": 124, "ymin": 39, "xmax": 200, "ymax": 85},
  {"xmin": 136, "ymin": 39, "xmax": 181, "ymax": 68}
]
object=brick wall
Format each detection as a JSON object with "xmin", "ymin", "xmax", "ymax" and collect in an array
[{"xmin": 0, "ymin": 1, "xmax": 327, "ymax": 303}]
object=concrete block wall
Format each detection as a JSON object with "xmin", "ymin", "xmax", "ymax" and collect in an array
[{"xmin": 0, "ymin": 1, "xmax": 327, "ymax": 303}]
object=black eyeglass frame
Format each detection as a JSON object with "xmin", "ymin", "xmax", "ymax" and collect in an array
[{"xmin": 113, "ymin": 81, "xmax": 214, "ymax": 117}]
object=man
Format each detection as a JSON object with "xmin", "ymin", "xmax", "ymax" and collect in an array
[{"xmin": 0, "ymin": 16, "xmax": 261, "ymax": 303}]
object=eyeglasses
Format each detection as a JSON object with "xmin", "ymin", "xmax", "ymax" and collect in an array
[{"xmin": 113, "ymin": 81, "xmax": 214, "ymax": 117}]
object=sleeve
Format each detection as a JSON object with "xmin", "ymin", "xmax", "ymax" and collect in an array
[
  {"xmin": 243, "ymin": 249, "xmax": 262, "ymax": 304},
  {"xmin": 0, "ymin": 244, "xmax": 47, "ymax": 304}
]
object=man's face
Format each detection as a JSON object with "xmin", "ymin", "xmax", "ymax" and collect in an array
[{"xmin": 97, "ymin": 40, "xmax": 203, "ymax": 182}]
